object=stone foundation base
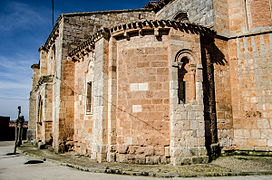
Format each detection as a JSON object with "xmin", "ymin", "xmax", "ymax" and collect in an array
[
  {"xmin": 27, "ymin": 129, "xmax": 36, "ymax": 141},
  {"xmin": 115, "ymin": 153, "xmax": 170, "ymax": 164},
  {"xmin": 208, "ymin": 143, "xmax": 221, "ymax": 160},
  {"xmin": 179, "ymin": 156, "xmax": 209, "ymax": 165},
  {"xmin": 223, "ymin": 149, "xmax": 272, "ymax": 156}
]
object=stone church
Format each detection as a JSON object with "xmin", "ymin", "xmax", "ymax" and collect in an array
[{"xmin": 28, "ymin": 0, "xmax": 272, "ymax": 165}]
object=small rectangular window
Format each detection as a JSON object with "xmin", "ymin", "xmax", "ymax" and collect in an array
[{"xmin": 86, "ymin": 82, "xmax": 92, "ymax": 112}]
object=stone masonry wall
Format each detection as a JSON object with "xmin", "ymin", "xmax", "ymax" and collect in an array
[
  {"xmin": 54, "ymin": 10, "xmax": 154, "ymax": 152},
  {"xmin": 116, "ymin": 34, "xmax": 170, "ymax": 164},
  {"xmin": 228, "ymin": 0, "xmax": 272, "ymax": 35},
  {"xmin": 213, "ymin": 0, "xmax": 230, "ymax": 36},
  {"xmin": 92, "ymin": 38, "xmax": 109, "ymax": 162},
  {"xmin": 213, "ymin": 38, "xmax": 233, "ymax": 148},
  {"xmin": 63, "ymin": 10, "xmax": 155, "ymax": 54},
  {"xmin": 28, "ymin": 67, "xmax": 40, "ymax": 140},
  {"xmin": 156, "ymin": 0, "xmax": 214, "ymax": 27},
  {"xmin": 34, "ymin": 81, "xmax": 53, "ymax": 144},
  {"xmin": 229, "ymin": 33, "xmax": 272, "ymax": 151},
  {"xmin": 249, "ymin": 0, "xmax": 272, "ymax": 29},
  {"xmin": 58, "ymin": 59, "xmax": 75, "ymax": 151},
  {"xmin": 168, "ymin": 29, "xmax": 208, "ymax": 165},
  {"xmin": 43, "ymin": 84, "xmax": 53, "ymax": 144},
  {"xmin": 73, "ymin": 53, "xmax": 95, "ymax": 156},
  {"xmin": 28, "ymin": 92, "xmax": 37, "ymax": 140}
]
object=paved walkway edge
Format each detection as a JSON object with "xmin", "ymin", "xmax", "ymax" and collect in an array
[{"xmin": 20, "ymin": 149, "xmax": 272, "ymax": 178}]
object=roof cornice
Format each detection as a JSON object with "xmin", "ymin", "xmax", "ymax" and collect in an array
[{"xmin": 68, "ymin": 20, "xmax": 215, "ymax": 61}]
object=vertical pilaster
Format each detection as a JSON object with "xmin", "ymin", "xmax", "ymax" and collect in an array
[
  {"xmin": 92, "ymin": 37, "xmax": 109, "ymax": 162},
  {"xmin": 107, "ymin": 37, "xmax": 117, "ymax": 162},
  {"xmin": 201, "ymin": 36, "xmax": 219, "ymax": 160},
  {"xmin": 169, "ymin": 32, "xmax": 208, "ymax": 165}
]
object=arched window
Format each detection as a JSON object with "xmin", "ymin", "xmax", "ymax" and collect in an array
[
  {"xmin": 49, "ymin": 45, "xmax": 56, "ymax": 75},
  {"xmin": 177, "ymin": 57, "xmax": 189, "ymax": 103},
  {"xmin": 173, "ymin": 12, "xmax": 189, "ymax": 22},
  {"xmin": 174, "ymin": 50, "xmax": 196, "ymax": 104},
  {"xmin": 85, "ymin": 59, "xmax": 94, "ymax": 114},
  {"xmin": 37, "ymin": 95, "xmax": 43, "ymax": 124},
  {"xmin": 86, "ymin": 81, "xmax": 92, "ymax": 112}
]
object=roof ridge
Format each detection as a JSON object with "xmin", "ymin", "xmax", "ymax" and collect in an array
[{"xmin": 62, "ymin": 8, "xmax": 152, "ymax": 17}]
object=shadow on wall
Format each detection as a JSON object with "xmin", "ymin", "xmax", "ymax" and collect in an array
[
  {"xmin": 210, "ymin": 42, "xmax": 227, "ymax": 66},
  {"xmin": 0, "ymin": 116, "xmax": 27, "ymax": 141},
  {"xmin": 201, "ymin": 37, "xmax": 227, "ymax": 161}
]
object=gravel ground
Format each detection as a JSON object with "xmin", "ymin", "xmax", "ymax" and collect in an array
[
  {"xmin": 211, "ymin": 155, "xmax": 272, "ymax": 172},
  {"xmin": 18, "ymin": 143, "xmax": 272, "ymax": 178}
]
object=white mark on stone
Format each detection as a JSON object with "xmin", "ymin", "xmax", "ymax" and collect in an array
[
  {"xmin": 132, "ymin": 105, "xmax": 142, "ymax": 113},
  {"xmin": 130, "ymin": 83, "xmax": 148, "ymax": 91}
]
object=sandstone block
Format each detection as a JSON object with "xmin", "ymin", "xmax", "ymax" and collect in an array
[
  {"xmin": 145, "ymin": 147, "xmax": 155, "ymax": 156},
  {"xmin": 117, "ymin": 145, "xmax": 128, "ymax": 154},
  {"xmin": 128, "ymin": 146, "xmax": 138, "ymax": 154},
  {"xmin": 135, "ymin": 155, "xmax": 146, "ymax": 164},
  {"xmin": 116, "ymin": 154, "xmax": 128, "ymax": 163},
  {"xmin": 132, "ymin": 105, "xmax": 142, "ymax": 113},
  {"xmin": 164, "ymin": 146, "xmax": 170, "ymax": 157},
  {"xmin": 267, "ymin": 139, "xmax": 272, "ymax": 147},
  {"xmin": 145, "ymin": 156, "xmax": 160, "ymax": 164},
  {"xmin": 107, "ymin": 152, "xmax": 116, "ymax": 162}
]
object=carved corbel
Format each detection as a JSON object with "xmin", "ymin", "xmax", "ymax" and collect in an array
[
  {"xmin": 154, "ymin": 28, "xmax": 160, "ymax": 37},
  {"xmin": 139, "ymin": 29, "xmax": 144, "ymax": 36},
  {"xmin": 123, "ymin": 30, "xmax": 130, "ymax": 40},
  {"xmin": 72, "ymin": 55, "xmax": 80, "ymax": 62}
]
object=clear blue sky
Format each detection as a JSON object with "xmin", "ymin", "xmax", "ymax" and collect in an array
[{"xmin": 0, "ymin": 0, "xmax": 150, "ymax": 120}]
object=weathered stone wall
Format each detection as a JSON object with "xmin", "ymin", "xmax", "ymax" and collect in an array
[
  {"xmin": 28, "ymin": 92, "xmax": 37, "ymax": 140},
  {"xmin": 213, "ymin": 38, "xmax": 233, "ymax": 148},
  {"xmin": 92, "ymin": 38, "xmax": 109, "ymax": 162},
  {"xmin": 213, "ymin": 0, "xmax": 230, "ymax": 36},
  {"xmin": 115, "ymin": 33, "xmax": 170, "ymax": 164},
  {"xmin": 52, "ymin": 10, "xmax": 154, "ymax": 152},
  {"xmin": 30, "ymin": 0, "xmax": 272, "ymax": 162},
  {"xmin": 39, "ymin": 49, "xmax": 48, "ymax": 76},
  {"xmin": 43, "ymin": 84, "xmax": 53, "ymax": 144},
  {"xmin": 169, "ymin": 29, "xmax": 208, "ymax": 165},
  {"xmin": 28, "ymin": 66, "xmax": 40, "ymax": 140},
  {"xmin": 70, "ymin": 39, "xmax": 110, "ymax": 159},
  {"xmin": 63, "ymin": 10, "xmax": 155, "ymax": 54},
  {"xmin": 228, "ymin": 0, "xmax": 272, "ymax": 35},
  {"xmin": 248, "ymin": 0, "xmax": 272, "ymax": 29},
  {"xmin": 156, "ymin": 0, "xmax": 214, "ymax": 27},
  {"xmin": 58, "ymin": 59, "xmax": 75, "ymax": 151},
  {"xmin": 52, "ymin": 21, "xmax": 63, "ymax": 151},
  {"xmin": 73, "ymin": 53, "xmax": 95, "ymax": 156},
  {"xmin": 33, "ymin": 80, "xmax": 53, "ymax": 144},
  {"xmin": 229, "ymin": 33, "xmax": 272, "ymax": 150}
]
